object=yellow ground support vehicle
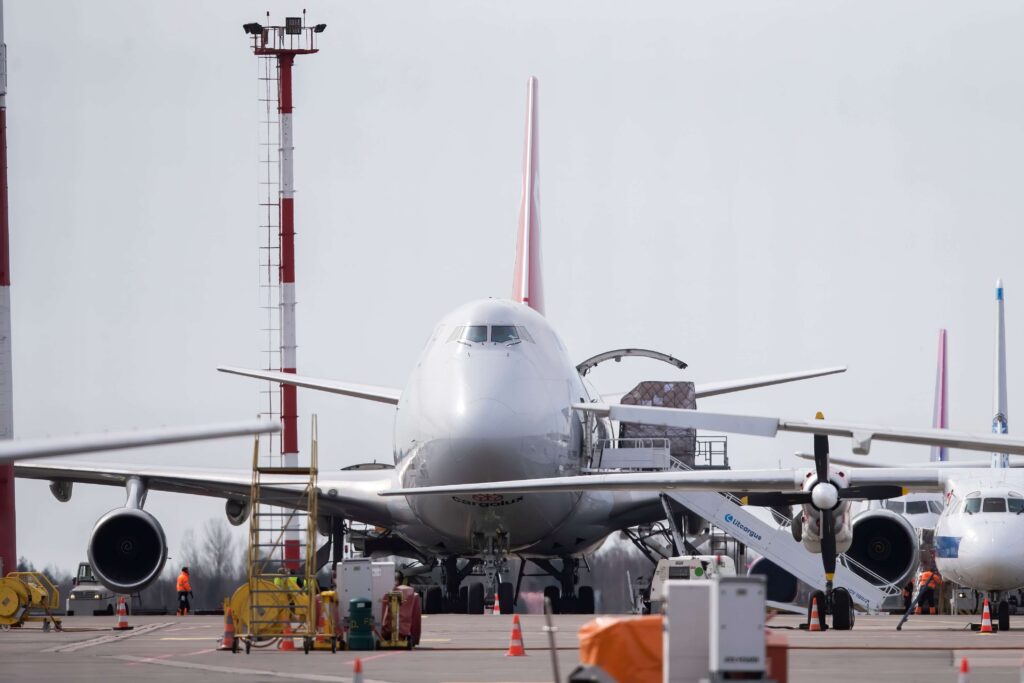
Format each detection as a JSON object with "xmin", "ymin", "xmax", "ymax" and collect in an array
[{"xmin": 0, "ymin": 572, "xmax": 62, "ymax": 631}]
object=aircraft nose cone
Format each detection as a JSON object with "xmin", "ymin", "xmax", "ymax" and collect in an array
[
  {"xmin": 957, "ymin": 531, "xmax": 1024, "ymax": 590},
  {"xmin": 450, "ymin": 398, "xmax": 521, "ymax": 440}
]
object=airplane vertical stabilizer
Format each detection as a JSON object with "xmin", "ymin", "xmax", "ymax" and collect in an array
[
  {"xmin": 930, "ymin": 329, "xmax": 949, "ymax": 462},
  {"xmin": 511, "ymin": 76, "xmax": 544, "ymax": 314},
  {"xmin": 993, "ymin": 279, "xmax": 1009, "ymax": 468}
]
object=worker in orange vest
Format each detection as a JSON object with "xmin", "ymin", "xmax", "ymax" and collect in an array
[
  {"xmin": 915, "ymin": 569, "xmax": 942, "ymax": 615},
  {"xmin": 176, "ymin": 567, "xmax": 193, "ymax": 616}
]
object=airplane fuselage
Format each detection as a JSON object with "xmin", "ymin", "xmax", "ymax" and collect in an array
[
  {"xmin": 388, "ymin": 298, "xmax": 654, "ymax": 557},
  {"xmin": 934, "ymin": 471, "xmax": 1024, "ymax": 592}
]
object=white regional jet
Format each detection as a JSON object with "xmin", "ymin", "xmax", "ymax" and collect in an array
[
  {"xmin": 393, "ymin": 282, "xmax": 1024, "ymax": 631},
  {"xmin": 17, "ymin": 79, "xmax": 1024, "ymax": 624}
]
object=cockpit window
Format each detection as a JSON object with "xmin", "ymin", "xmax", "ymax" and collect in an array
[
  {"xmin": 517, "ymin": 326, "xmax": 534, "ymax": 343},
  {"xmin": 964, "ymin": 494, "xmax": 982, "ymax": 514},
  {"xmin": 905, "ymin": 501, "xmax": 928, "ymax": 515},
  {"xmin": 884, "ymin": 501, "xmax": 904, "ymax": 513},
  {"xmin": 449, "ymin": 325, "xmax": 488, "ymax": 343},
  {"xmin": 1010, "ymin": 498, "xmax": 1024, "ymax": 514},
  {"xmin": 928, "ymin": 500, "xmax": 944, "ymax": 514},
  {"xmin": 982, "ymin": 498, "xmax": 1007, "ymax": 513},
  {"xmin": 491, "ymin": 325, "xmax": 520, "ymax": 344}
]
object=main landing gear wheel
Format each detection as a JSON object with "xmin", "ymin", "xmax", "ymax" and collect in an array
[
  {"xmin": 423, "ymin": 586, "xmax": 443, "ymax": 614},
  {"xmin": 497, "ymin": 582, "xmax": 514, "ymax": 615},
  {"xmin": 543, "ymin": 586, "xmax": 561, "ymax": 614},
  {"xmin": 577, "ymin": 586, "xmax": 595, "ymax": 615},
  {"xmin": 467, "ymin": 582, "xmax": 485, "ymax": 615},
  {"xmin": 999, "ymin": 600, "xmax": 1011, "ymax": 631},
  {"xmin": 832, "ymin": 587, "xmax": 854, "ymax": 631},
  {"xmin": 457, "ymin": 586, "xmax": 469, "ymax": 614}
]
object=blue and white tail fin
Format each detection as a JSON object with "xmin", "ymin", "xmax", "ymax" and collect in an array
[
  {"xmin": 993, "ymin": 279, "xmax": 1009, "ymax": 468},
  {"xmin": 511, "ymin": 76, "xmax": 544, "ymax": 315},
  {"xmin": 930, "ymin": 329, "xmax": 949, "ymax": 462}
]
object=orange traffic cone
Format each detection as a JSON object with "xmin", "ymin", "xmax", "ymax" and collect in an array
[
  {"xmin": 957, "ymin": 656, "xmax": 970, "ymax": 683},
  {"xmin": 112, "ymin": 596, "xmax": 133, "ymax": 631},
  {"xmin": 278, "ymin": 622, "xmax": 296, "ymax": 651},
  {"xmin": 353, "ymin": 658, "xmax": 364, "ymax": 683},
  {"xmin": 979, "ymin": 599, "xmax": 994, "ymax": 634},
  {"xmin": 218, "ymin": 607, "xmax": 236, "ymax": 652},
  {"xmin": 493, "ymin": 593, "xmax": 501, "ymax": 615},
  {"xmin": 808, "ymin": 596, "xmax": 822, "ymax": 632},
  {"xmin": 506, "ymin": 614, "xmax": 526, "ymax": 656}
]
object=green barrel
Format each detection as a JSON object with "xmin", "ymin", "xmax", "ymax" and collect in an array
[{"xmin": 347, "ymin": 597, "xmax": 375, "ymax": 651}]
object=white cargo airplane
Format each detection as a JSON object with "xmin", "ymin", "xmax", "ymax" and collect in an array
[
  {"xmin": 393, "ymin": 282, "xmax": 1024, "ymax": 630},
  {"xmin": 17, "ymin": 79, "xmax": 1024, "ymax": 622}
]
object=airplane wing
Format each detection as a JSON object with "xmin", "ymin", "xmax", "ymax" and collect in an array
[
  {"xmin": 381, "ymin": 467, "xmax": 945, "ymax": 497},
  {"xmin": 794, "ymin": 452, "xmax": 1024, "ymax": 469},
  {"xmin": 692, "ymin": 366, "xmax": 847, "ymax": 399},
  {"xmin": 16, "ymin": 460, "xmax": 400, "ymax": 528},
  {"xmin": 574, "ymin": 403, "xmax": 1024, "ymax": 457},
  {"xmin": 218, "ymin": 367, "xmax": 401, "ymax": 405},
  {"xmin": 0, "ymin": 420, "xmax": 277, "ymax": 465}
]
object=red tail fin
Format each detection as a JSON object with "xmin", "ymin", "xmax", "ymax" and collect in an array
[{"xmin": 512, "ymin": 76, "xmax": 544, "ymax": 314}]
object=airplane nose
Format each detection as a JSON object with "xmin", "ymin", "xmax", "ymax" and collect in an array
[
  {"xmin": 957, "ymin": 531, "xmax": 1024, "ymax": 590},
  {"xmin": 450, "ymin": 398, "xmax": 521, "ymax": 440}
]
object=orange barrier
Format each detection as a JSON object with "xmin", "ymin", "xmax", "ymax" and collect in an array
[
  {"xmin": 578, "ymin": 616, "xmax": 662, "ymax": 683},
  {"xmin": 765, "ymin": 630, "xmax": 788, "ymax": 683}
]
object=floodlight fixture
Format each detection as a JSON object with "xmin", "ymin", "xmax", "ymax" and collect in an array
[
  {"xmin": 313, "ymin": 24, "xmax": 327, "ymax": 33},
  {"xmin": 285, "ymin": 17, "xmax": 302, "ymax": 35},
  {"xmin": 242, "ymin": 22, "xmax": 263, "ymax": 36}
]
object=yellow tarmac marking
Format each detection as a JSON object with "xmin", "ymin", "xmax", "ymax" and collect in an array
[{"xmin": 420, "ymin": 638, "xmax": 451, "ymax": 642}]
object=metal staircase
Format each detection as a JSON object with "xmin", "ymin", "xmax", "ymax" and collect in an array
[
  {"xmin": 243, "ymin": 417, "xmax": 319, "ymax": 646},
  {"xmin": 660, "ymin": 454, "xmax": 901, "ymax": 611}
]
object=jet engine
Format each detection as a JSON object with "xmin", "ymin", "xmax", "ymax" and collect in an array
[
  {"xmin": 87, "ymin": 477, "xmax": 167, "ymax": 594},
  {"xmin": 748, "ymin": 557, "xmax": 799, "ymax": 603},
  {"xmin": 225, "ymin": 499, "xmax": 250, "ymax": 526},
  {"xmin": 846, "ymin": 508, "xmax": 919, "ymax": 586}
]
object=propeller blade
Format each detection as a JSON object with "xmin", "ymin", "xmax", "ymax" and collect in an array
[
  {"xmin": 737, "ymin": 492, "xmax": 811, "ymax": 507},
  {"xmin": 839, "ymin": 484, "xmax": 907, "ymax": 500},
  {"xmin": 821, "ymin": 507, "xmax": 837, "ymax": 579},
  {"xmin": 813, "ymin": 411, "xmax": 830, "ymax": 484}
]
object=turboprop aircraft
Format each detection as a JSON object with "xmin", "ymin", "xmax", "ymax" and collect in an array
[
  {"xmin": 15, "ymin": 77, "xmax": 855, "ymax": 615},
  {"xmin": 390, "ymin": 282, "xmax": 1024, "ymax": 630}
]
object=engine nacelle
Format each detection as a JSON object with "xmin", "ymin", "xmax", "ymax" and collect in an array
[
  {"xmin": 798, "ymin": 502, "xmax": 853, "ymax": 555},
  {"xmin": 87, "ymin": 508, "xmax": 167, "ymax": 594},
  {"xmin": 846, "ymin": 508, "xmax": 919, "ymax": 587},
  {"xmin": 225, "ymin": 499, "xmax": 250, "ymax": 527},
  {"xmin": 748, "ymin": 557, "xmax": 800, "ymax": 603}
]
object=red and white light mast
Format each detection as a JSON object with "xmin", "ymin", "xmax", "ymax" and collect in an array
[
  {"xmin": 244, "ymin": 14, "xmax": 323, "ymax": 568},
  {"xmin": 0, "ymin": 0, "xmax": 15, "ymax": 576}
]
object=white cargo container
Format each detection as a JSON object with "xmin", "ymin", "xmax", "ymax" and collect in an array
[{"xmin": 335, "ymin": 558, "xmax": 396, "ymax": 625}]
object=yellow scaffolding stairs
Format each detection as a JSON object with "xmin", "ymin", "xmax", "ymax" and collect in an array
[{"xmin": 239, "ymin": 416, "xmax": 320, "ymax": 654}]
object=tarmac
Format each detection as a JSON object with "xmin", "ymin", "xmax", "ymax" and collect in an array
[{"xmin": 2, "ymin": 612, "xmax": 1024, "ymax": 682}]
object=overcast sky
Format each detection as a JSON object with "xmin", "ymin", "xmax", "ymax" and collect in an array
[{"xmin": 9, "ymin": 0, "xmax": 1024, "ymax": 571}]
